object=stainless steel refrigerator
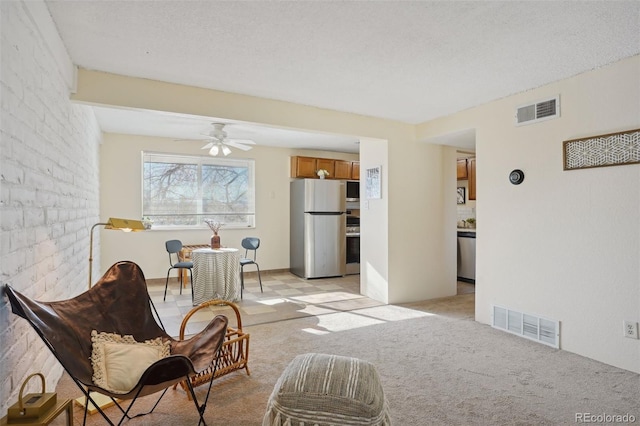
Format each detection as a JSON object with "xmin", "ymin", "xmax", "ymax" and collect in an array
[{"xmin": 290, "ymin": 179, "xmax": 346, "ymax": 278}]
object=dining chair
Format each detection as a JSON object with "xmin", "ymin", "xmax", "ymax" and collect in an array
[
  {"xmin": 164, "ymin": 239, "xmax": 194, "ymax": 301},
  {"xmin": 240, "ymin": 237, "xmax": 263, "ymax": 299}
]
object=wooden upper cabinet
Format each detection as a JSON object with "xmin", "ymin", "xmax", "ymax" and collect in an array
[
  {"xmin": 291, "ymin": 156, "xmax": 318, "ymax": 178},
  {"xmin": 351, "ymin": 162, "xmax": 360, "ymax": 180},
  {"xmin": 291, "ymin": 156, "xmax": 359, "ymax": 179},
  {"xmin": 468, "ymin": 158, "xmax": 476, "ymax": 200},
  {"xmin": 334, "ymin": 160, "xmax": 352, "ymax": 180},
  {"xmin": 457, "ymin": 159, "xmax": 468, "ymax": 180},
  {"xmin": 316, "ymin": 158, "xmax": 335, "ymax": 177}
]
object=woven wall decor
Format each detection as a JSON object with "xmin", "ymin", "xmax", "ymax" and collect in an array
[{"xmin": 563, "ymin": 128, "xmax": 640, "ymax": 171}]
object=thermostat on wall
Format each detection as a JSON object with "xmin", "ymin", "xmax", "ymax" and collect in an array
[{"xmin": 509, "ymin": 169, "xmax": 525, "ymax": 185}]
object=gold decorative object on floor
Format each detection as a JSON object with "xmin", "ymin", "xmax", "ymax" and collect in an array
[
  {"xmin": 176, "ymin": 299, "xmax": 250, "ymax": 399},
  {"xmin": 2, "ymin": 372, "xmax": 73, "ymax": 426}
]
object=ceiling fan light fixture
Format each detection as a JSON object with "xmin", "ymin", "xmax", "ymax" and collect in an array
[{"xmin": 192, "ymin": 123, "xmax": 255, "ymax": 156}]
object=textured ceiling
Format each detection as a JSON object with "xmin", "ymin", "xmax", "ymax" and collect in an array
[{"xmin": 45, "ymin": 0, "xmax": 640, "ymax": 152}]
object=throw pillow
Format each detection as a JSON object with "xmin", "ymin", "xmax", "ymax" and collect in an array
[{"xmin": 91, "ymin": 330, "xmax": 170, "ymax": 394}]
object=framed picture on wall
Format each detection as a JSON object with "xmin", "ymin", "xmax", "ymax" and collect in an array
[
  {"xmin": 457, "ymin": 187, "xmax": 466, "ymax": 204},
  {"xmin": 365, "ymin": 165, "xmax": 382, "ymax": 199}
]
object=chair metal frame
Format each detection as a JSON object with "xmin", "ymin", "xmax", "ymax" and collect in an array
[
  {"xmin": 164, "ymin": 239, "xmax": 194, "ymax": 302},
  {"xmin": 239, "ymin": 237, "xmax": 263, "ymax": 299}
]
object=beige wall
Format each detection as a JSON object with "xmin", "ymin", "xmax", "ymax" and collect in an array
[
  {"xmin": 418, "ymin": 55, "xmax": 640, "ymax": 373},
  {"xmin": 76, "ymin": 68, "xmax": 458, "ymax": 308},
  {"xmin": 98, "ymin": 133, "xmax": 358, "ymax": 280}
]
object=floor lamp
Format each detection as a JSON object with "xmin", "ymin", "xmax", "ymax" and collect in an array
[
  {"xmin": 82, "ymin": 218, "xmax": 147, "ymax": 413},
  {"xmin": 88, "ymin": 217, "xmax": 146, "ymax": 289}
]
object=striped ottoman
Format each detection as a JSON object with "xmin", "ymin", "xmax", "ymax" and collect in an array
[{"xmin": 263, "ymin": 353, "xmax": 392, "ymax": 426}]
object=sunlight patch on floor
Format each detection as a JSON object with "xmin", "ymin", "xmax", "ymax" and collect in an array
[
  {"xmin": 291, "ymin": 291, "xmax": 363, "ymax": 304},
  {"xmin": 303, "ymin": 311, "xmax": 385, "ymax": 333},
  {"xmin": 354, "ymin": 304, "xmax": 435, "ymax": 321},
  {"xmin": 302, "ymin": 328, "xmax": 330, "ymax": 335},
  {"xmin": 298, "ymin": 304, "xmax": 337, "ymax": 316},
  {"xmin": 240, "ymin": 304, "xmax": 278, "ymax": 315},
  {"xmin": 257, "ymin": 298, "xmax": 290, "ymax": 306}
]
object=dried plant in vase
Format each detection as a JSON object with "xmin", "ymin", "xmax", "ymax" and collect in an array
[{"xmin": 204, "ymin": 219, "xmax": 224, "ymax": 249}]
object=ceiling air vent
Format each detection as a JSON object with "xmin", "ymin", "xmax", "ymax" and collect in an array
[{"xmin": 515, "ymin": 95, "xmax": 560, "ymax": 126}]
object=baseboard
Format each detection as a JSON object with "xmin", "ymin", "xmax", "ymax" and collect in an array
[{"xmin": 147, "ymin": 268, "xmax": 290, "ymax": 285}]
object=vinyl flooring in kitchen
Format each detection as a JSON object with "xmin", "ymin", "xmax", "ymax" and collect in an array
[{"xmin": 148, "ymin": 272, "xmax": 475, "ymax": 338}]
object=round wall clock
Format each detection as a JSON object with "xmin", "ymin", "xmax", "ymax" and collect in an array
[{"xmin": 509, "ymin": 169, "xmax": 525, "ymax": 185}]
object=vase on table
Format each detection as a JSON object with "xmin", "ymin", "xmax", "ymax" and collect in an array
[{"xmin": 211, "ymin": 232, "xmax": 221, "ymax": 249}]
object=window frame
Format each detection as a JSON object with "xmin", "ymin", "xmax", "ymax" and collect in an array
[{"xmin": 142, "ymin": 151, "xmax": 256, "ymax": 229}]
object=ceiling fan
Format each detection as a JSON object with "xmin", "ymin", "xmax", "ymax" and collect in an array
[{"xmin": 194, "ymin": 123, "xmax": 256, "ymax": 156}]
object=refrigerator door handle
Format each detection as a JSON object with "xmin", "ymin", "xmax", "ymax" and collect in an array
[{"xmin": 307, "ymin": 212, "xmax": 345, "ymax": 215}]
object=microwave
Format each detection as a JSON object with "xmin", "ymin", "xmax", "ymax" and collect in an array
[{"xmin": 346, "ymin": 180, "xmax": 360, "ymax": 201}]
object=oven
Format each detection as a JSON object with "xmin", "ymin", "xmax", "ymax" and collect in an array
[{"xmin": 346, "ymin": 216, "xmax": 360, "ymax": 275}]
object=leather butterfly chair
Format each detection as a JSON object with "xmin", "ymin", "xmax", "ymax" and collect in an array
[
  {"xmin": 239, "ymin": 237, "xmax": 263, "ymax": 299},
  {"xmin": 4, "ymin": 261, "xmax": 227, "ymax": 426}
]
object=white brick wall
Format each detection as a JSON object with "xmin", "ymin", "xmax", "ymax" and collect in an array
[{"xmin": 0, "ymin": 0, "xmax": 102, "ymax": 412}]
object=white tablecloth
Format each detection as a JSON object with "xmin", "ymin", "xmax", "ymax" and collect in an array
[{"xmin": 192, "ymin": 248, "xmax": 241, "ymax": 304}]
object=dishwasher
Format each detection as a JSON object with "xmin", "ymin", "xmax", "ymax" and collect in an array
[{"xmin": 457, "ymin": 231, "xmax": 476, "ymax": 283}]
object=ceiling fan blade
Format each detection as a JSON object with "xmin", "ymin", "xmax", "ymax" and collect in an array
[
  {"xmin": 201, "ymin": 142, "xmax": 214, "ymax": 149},
  {"xmin": 225, "ymin": 141, "xmax": 254, "ymax": 151},
  {"xmin": 227, "ymin": 139, "xmax": 255, "ymax": 145}
]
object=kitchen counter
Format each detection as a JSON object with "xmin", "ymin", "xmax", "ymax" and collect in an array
[{"xmin": 457, "ymin": 228, "xmax": 476, "ymax": 233}]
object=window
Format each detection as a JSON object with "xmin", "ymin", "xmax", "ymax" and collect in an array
[{"xmin": 142, "ymin": 152, "xmax": 255, "ymax": 228}]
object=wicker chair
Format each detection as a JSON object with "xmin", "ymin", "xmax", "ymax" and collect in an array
[{"xmin": 4, "ymin": 261, "xmax": 228, "ymax": 426}]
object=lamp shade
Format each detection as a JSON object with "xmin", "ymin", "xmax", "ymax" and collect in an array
[
  {"xmin": 89, "ymin": 217, "xmax": 146, "ymax": 288},
  {"xmin": 104, "ymin": 217, "xmax": 146, "ymax": 232}
]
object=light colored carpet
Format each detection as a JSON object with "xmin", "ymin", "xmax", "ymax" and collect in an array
[{"xmin": 56, "ymin": 292, "xmax": 640, "ymax": 425}]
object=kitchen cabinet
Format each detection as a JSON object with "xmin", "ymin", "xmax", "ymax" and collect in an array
[
  {"xmin": 316, "ymin": 158, "xmax": 336, "ymax": 177},
  {"xmin": 291, "ymin": 156, "xmax": 359, "ymax": 180},
  {"xmin": 468, "ymin": 158, "xmax": 476, "ymax": 200},
  {"xmin": 334, "ymin": 160, "xmax": 352, "ymax": 180},
  {"xmin": 351, "ymin": 161, "xmax": 360, "ymax": 180},
  {"xmin": 457, "ymin": 157, "xmax": 476, "ymax": 199},
  {"xmin": 291, "ymin": 156, "xmax": 319, "ymax": 178},
  {"xmin": 457, "ymin": 159, "xmax": 469, "ymax": 180}
]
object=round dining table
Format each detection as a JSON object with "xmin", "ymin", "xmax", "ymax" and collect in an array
[{"xmin": 191, "ymin": 247, "xmax": 241, "ymax": 304}]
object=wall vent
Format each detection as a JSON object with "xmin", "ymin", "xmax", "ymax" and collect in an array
[
  {"xmin": 515, "ymin": 95, "xmax": 560, "ymax": 125},
  {"xmin": 492, "ymin": 305, "xmax": 560, "ymax": 348}
]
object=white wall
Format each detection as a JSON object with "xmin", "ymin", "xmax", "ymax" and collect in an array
[
  {"xmin": 418, "ymin": 55, "xmax": 640, "ymax": 373},
  {"xmin": 359, "ymin": 137, "xmax": 390, "ymax": 303},
  {"xmin": 0, "ymin": 0, "xmax": 102, "ymax": 412},
  {"xmin": 98, "ymin": 133, "xmax": 358, "ymax": 280},
  {"xmin": 387, "ymin": 140, "xmax": 458, "ymax": 303}
]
